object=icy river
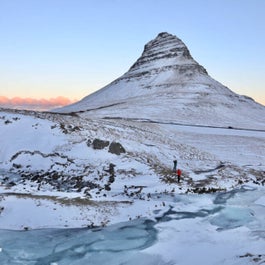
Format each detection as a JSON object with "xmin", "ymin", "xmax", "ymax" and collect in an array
[{"xmin": 0, "ymin": 186, "xmax": 265, "ymax": 265}]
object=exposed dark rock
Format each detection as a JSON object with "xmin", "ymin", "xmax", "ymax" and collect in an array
[
  {"xmin": 104, "ymin": 184, "xmax": 111, "ymax": 191},
  {"xmin": 108, "ymin": 142, "xmax": 126, "ymax": 155},
  {"xmin": 18, "ymin": 170, "xmax": 101, "ymax": 193},
  {"xmin": 86, "ymin": 139, "xmax": 92, "ymax": 147},
  {"xmin": 59, "ymin": 123, "xmax": 81, "ymax": 133},
  {"xmin": 92, "ymin": 138, "xmax": 110, "ymax": 150},
  {"xmin": 12, "ymin": 163, "xmax": 22, "ymax": 169},
  {"xmin": 109, "ymin": 175, "xmax": 115, "ymax": 183},
  {"xmin": 60, "ymin": 123, "xmax": 67, "ymax": 134},
  {"xmin": 4, "ymin": 120, "xmax": 12, "ymax": 124},
  {"xmin": 239, "ymin": 253, "xmax": 265, "ymax": 264},
  {"xmin": 10, "ymin": 150, "xmax": 74, "ymax": 164},
  {"xmin": 186, "ymin": 187, "xmax": 226, "ymax": 194},
  {"xmin": 70, "ymin": 125, "xmax": 81, "ymax": 131},
  {"xmin": 7, "ymin": 181, "xmax": 16, "ymax": 187},
  {"xmin": 104, "ymin": 163, "xmax": 116, "ymax": 174}
]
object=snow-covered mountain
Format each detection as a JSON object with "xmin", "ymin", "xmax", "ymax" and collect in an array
[
  {"xmin": 57, "ymin": 32, "xmax": 265, "ymax": 130},
  {"xmin": 0, "ymin": 33, "xmax": 265, "ymax": 235}
]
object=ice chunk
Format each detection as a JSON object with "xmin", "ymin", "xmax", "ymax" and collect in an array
[{"xmin": 210, "ymin": 207, "xmax": 254, "ymax": 230}]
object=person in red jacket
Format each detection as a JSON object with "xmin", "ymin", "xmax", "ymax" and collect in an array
[{"xmin": 177, "ymin": 169, "xmax": 181, "ymax": 183}]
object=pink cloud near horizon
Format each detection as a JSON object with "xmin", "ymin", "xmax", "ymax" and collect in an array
[{"xmin": 0, "ymin": 96, "xmax": 77, "ymax": 111}]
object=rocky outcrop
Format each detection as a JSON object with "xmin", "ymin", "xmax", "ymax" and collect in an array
[
  {"xmin": 92, "ymin": 139, "xmax": 110, "ymax": 150},
  {"xmin": 89, "ymin": 138, "xmax": 126, "ymax": 155},
  {"xmin": 108, "ymin": 142, "xmax": 126, "ymax": 155}
]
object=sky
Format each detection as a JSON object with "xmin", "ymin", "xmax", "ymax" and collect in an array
[{"xmin": 0, "ymin": 0, "xmax": 264, "ymax": 110}]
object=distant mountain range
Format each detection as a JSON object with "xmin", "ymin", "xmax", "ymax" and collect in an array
[{"xmin": 56, "ymin": 32, "xmax": 265, "ymax": 130}]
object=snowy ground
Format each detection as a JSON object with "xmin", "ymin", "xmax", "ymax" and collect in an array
[
  {"xmin": 0, "ymin": 109, "xmax": 264, "ymax": 230},
  {"xmin": 0, "ymin": 109, "xmax": 264, "ymax": 264}
]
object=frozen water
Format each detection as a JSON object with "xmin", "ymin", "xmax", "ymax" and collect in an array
[
  {"xmin": 0, "ymin": 187, "xmax": 264, "ymax": 265},
  {"xmin": 0, "ymin": 220, "xmax": 160, "ymax": 265},
  {"xmin": 210, "ymin": 206, "xmax": 254, "ymax": 230}
]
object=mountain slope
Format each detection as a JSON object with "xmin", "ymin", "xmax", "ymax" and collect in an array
[
  {"xmin": 1, "ymin": 33, "xmax": 265, "ymax": 230},
  {"xmin": 56, "ymin": 32, "xmax": 265, "ymax": 130}
]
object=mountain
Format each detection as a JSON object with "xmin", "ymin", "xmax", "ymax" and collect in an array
[
  {"xmin": 56, "ymin": 32, "xmax": 265, "ymax": 130},
  {"xmin": 0, "ymin": 33, "xmax": 265, "ymax": 231}
]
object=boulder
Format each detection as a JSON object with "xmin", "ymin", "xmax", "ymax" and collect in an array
[
  {"xmin": 92, "ymin": 139, "xmax": 110, "ymax": 150},
  {"xmin": 108, "ymin": 142, "xmax": 126, "ymax": 155}
]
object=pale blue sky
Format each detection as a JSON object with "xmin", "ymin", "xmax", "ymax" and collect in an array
[{"xmin": 0, "ymin": 0, "xmax": 264, "ymax": 105}]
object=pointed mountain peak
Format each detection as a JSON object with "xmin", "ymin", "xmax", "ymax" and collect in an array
[
  {"xmin": 144, "ymin": 32, "xmax": 190, "ymax": 58},
  {"xmin": 129, "ymin": 32, "xmax": 207, "ymax": 75}
]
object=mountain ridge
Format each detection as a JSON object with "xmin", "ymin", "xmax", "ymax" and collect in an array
[{"xmin": 56, "ymin": 32, "xmax": 265, "ymax": 130}]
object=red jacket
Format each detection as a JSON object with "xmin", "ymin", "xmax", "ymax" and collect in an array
[{"xmin": 177, "ymin": 169, "xmax": 181, "ymax": 176}]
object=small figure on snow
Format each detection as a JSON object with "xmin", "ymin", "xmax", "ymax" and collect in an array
[
  {"xmin": 173, "ymin": 160, "xmax": 178, "ymax": 172},
  {"xmin": 177, "ymin": 168, "xmax": 181, "ymax": 183}
]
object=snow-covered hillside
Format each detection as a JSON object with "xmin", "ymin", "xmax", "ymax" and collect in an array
[
  {"xmin": 0, "ymin": 32, "xmax": 265, "ymax": 231},
  {"xmin": 56, "ymin": 32, "xmax": 265, "ymax": 130},
  {"xmin": 0, "ymin": 107, "xmax": 264, "ymax": 229}
]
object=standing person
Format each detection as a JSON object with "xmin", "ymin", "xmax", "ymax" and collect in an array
[
  {"xmin": 177, "ymin": 168, "xmax": 181, "ymax": 183},
  {"xmin": 173, "ymin": 160, "xmax": 178, "ymax": 172}
]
